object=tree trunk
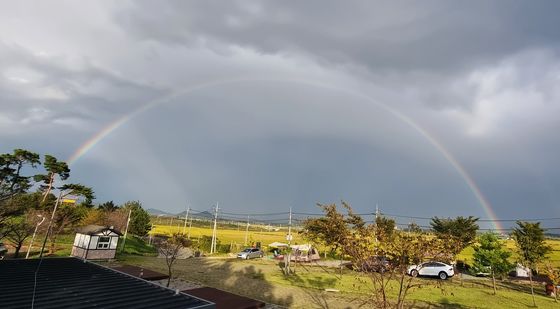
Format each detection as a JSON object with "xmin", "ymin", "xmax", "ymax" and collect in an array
[
  {"xmin": 492, "ymin": 272, "xmax": 496, "ymax": 295},
  {"xmin": 166, "ymin": 267, "xmax": 172, "ymax": 287},
  {"xmin": 14, "ymin": 243, "xmax": 22, "ymax": 258},
  {"xmin": 529, "ymin": 270, "xmax": 536, "ymax": 307},
  {"xmin": 41, "ymin": 174, "xmax": 55, "ymax": 204},
  {"xmin": 49, "ymin": 234, "xmax": 57, "ymax": 254}
]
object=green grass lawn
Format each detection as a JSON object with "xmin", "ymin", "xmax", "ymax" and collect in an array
[{"xmin": 117, "ymin": 255, "xmax": 560, "ymax": 308}]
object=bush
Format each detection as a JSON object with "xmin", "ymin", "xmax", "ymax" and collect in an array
[{"xmin": 217, "ymin": 243, "xmax": 231, "ymax": 254}]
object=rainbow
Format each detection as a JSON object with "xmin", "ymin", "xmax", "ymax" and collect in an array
[{"xmin": 67, "ymin": 77, "xmax": 502, "ymax": 230}]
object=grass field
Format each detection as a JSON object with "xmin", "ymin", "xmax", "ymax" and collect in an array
[{"xmin": 118, "ymin": 255, "xmax": 560, "ymax": 308}]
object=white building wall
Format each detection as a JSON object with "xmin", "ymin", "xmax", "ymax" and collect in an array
[
  {"xmin": 89, "ymin": 236, "xmax": 98, "ymax": 249},
  {"xmin": 110, "ymin": 237, "xmax": 119, "ymax": 249}
]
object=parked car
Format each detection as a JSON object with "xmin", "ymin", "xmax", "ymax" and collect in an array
[
  {"xmin": 408, "ymin": 261, "xmax": 454, "ymax": 280},
  {"xmin": 237, "ymin": 248, "xmax": 264, "ymax": 259},
  {"xmin": 0, "ymin": 242, "xmax": 7, "ymax": 259}
]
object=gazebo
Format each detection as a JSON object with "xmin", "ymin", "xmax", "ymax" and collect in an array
[{"xmin": 71, "ymin": 225, "xmax": 123, "ymax": 260}]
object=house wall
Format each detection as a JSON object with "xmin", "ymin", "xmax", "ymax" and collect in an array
[
  {"xmin": 71, "ymin": 246, "xmax": 88, "ymax": 259},
  {"xmin": 73, "ymin": 233, "xmax": 91, "ymax": 249},
  {"xmin": 71, "ymin": 246, "xmax": 117, "ymax": 259},
  {"xmin": 84, "ymin": 249, "xmax": 117, "ymax": 259}
]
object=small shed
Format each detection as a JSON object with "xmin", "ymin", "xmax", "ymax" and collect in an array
[{"xmin": 71, "ymin": 225, "xmax": 122, "ymax": 260}]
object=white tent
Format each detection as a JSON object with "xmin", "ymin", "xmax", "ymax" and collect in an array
[{"xmin": 268, "ymin": 242, "xmax": 289, "ymax": 248}]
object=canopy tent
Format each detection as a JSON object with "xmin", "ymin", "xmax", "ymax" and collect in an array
[{"xmin": 268, "ymin": 242, "xmax": 289, "ymax": 248}]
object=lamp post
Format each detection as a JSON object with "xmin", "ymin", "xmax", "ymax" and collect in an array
[{"xmin": 25, "ymin": 215, "xmax": 46, "ymax": 259}]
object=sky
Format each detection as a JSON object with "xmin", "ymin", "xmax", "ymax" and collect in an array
[{"xmin": 1, "ymin": 1, "xmax": 559, "ymax": 229}]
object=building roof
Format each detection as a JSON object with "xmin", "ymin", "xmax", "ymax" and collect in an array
[
  {"xmin": 76, "ymin": 224, "xmax": 123, "ymax": 236},
  {"xmin": 184, "ymin": 287, "xmax": 265, "ymax": 309},
  {"xmin": 0, "ymin": 257, "xmax": 214, "ymax": 309},
  {"xmin": 110, "ymin": 264, "xmax": 169, "ymax": 281}
]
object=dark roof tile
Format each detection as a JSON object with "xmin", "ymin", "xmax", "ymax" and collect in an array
[{"xmin": 0, "ymin": 257, "xmax": 213, "ymax": 309}]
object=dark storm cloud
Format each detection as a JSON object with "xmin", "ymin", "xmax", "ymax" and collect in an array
[
  {"xmin": 115, "ymin": 1, "xmax": 560, "ymax": 72},
  {"xmin": 1, "ymin": 1, "xmax": 559, "ymax": 223}
]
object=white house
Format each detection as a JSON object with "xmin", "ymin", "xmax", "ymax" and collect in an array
[{"xmin": 71, "ymin": 225, "xmax": 122, "ymax": 260}]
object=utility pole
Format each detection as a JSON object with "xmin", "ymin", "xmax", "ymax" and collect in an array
[
  {"xmin": 183, "ymin": 205, "xmax": 190, "ymax": 235},
  {"xmin": 210, "ymin": 202, "xmax": 219, "ymax": 254},
  {"xmin": 187, "ymin": 216, "xmax": 193, "ymax": 239},
  {"xmin": 121, "ymin": 208, "xmax": 132, "ymax": 253},
  {"xmin": 26, "ymin": 215, "xmax": 45, "ymax": 259},
  {"xmin": 374, "ymin": 203, "xmax": 379, "ymax": 244},
  {"xmin": 38, "ymin": 191, "xmax": 63, "ymax": 258},
  {"xmin": 244, "ymin": 215, "xmax": 250, "ymax": 246},
  {"xmin": 287, "ymin": 206, "xmax": 292, "ymax": 245}
]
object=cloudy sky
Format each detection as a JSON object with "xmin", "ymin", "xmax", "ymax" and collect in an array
[{"xmin": 1, "ymin": 1, "xmax": 559, "ymax": 228}]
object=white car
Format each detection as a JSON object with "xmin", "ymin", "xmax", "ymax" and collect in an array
[{"xmin": 408, "ymin": 262, "xmax": 454, "ymax": 280}]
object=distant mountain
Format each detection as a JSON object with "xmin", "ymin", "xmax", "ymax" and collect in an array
[
  {"xmin": 146, "ymin": 208, "xmax": 172, "ymax": 216},
  {"xmin": 176, "ymin": 210, "xmax": 214, "ymax": 219}
]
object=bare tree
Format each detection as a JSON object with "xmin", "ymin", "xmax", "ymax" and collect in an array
[{"xmin": 157, "ymin": 233, "xmax": 192, "ymax": 287}]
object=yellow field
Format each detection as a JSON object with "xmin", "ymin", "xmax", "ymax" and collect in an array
[{"xmin": 151, "ymin": 224, "xmax": 303, "ymax": 247}]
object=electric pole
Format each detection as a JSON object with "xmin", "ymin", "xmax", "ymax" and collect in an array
[
  {"xmin": 244, "ymin": 215, "xmax": 250, "ymax": 246},
  {"xmin": 287, "ymin": 207, "xmax": 292, "ymax": 246},
  {"xmin": 183, "ymin": 205, "xmax": 190, "ymax": 235},
  {"xmin": 121, "ymin": 208, "xmax": 132, "ymax": 253},
  {"xmin": 188, "ymin": 216, "xmax": 193, "ymax": 239},
  {"xmin": 210, "ymin": 203, "xmax": 219, "ymax": 254}
]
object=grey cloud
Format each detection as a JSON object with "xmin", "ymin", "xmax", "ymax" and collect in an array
[
  {"xmin": 115, "ymin": 1, "xmax": 560, "ymax": 73},
  {"xmin": 1, "ymin": 1, "xmax": 559, "ymax": 225}
]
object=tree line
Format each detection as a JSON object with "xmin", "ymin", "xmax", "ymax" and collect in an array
[{"xmin": 0, "ymin": 148, "xmax": 151, "ymax": 258}]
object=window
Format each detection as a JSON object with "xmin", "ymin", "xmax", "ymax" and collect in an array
[{"xmin": 97, "ymin": 236, "xmax": 110, "ymax": 249}]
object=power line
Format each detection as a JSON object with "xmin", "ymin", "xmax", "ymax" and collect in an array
[{"xmin": 380, "ymin": 212, "xmax": 560, "ymax": 223}]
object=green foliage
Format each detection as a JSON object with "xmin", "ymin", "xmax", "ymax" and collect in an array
[
  {"xmin": 4, "ymin": 215, "xmax": 34, "ymax": 258},
  {"xmin": 123, "ymin": 201, "xmax": 152, "ymax": 236},
  {"xmin": 430, "ymin": 216, "xmax": 479, "ymax": 256},
  {"xmin": 472, "ymin": 232, "xmax": 513, "ymax": 287},
  {"xmin": 0, "ymin": 149, "xmax": 40, "ymax": 201},
  {"xmin": 375, "ymin": 215, "xmax": 396, "ymax": 241},
  {"xmin": 196, "ymin": 235, "xmax": 217, "ymax": 253},
  {"xmin": 512, "ymin": 221, "xmax": 551, "ymax": 267},
  {"xmin": 98, "ymin": 200, "xmax": 119, "ymax": 212},
  {"xmin": 217, "ymin": 243, "xmax": 231, "ymax": 253},
  {"xmin": 34, "ymin": 154, "xmax": 71, "ymax": 202},
  {"xmin": 59, "ymin": 183, "xmax": 95, "ymax": 207},
  {"xmin": 301, "ymin": 203, "xmax": 351, "ymax": 253},
  {"xmin": 512, "ymin": 221, "xmax": 552, "ymax": 306}
]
